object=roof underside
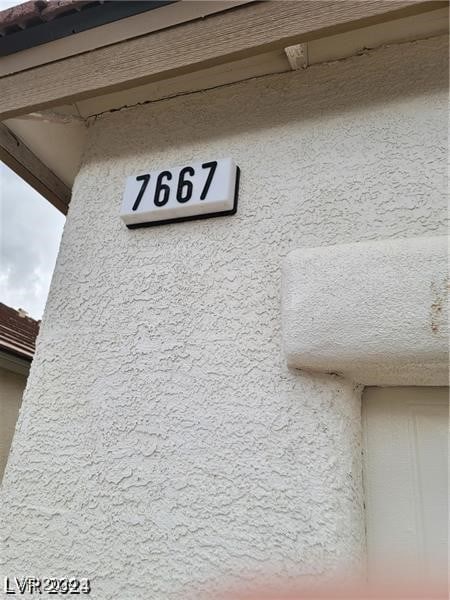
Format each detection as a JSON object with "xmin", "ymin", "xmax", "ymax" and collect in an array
[
  {"xmin": 0, "ymin": 0, "xmax": 174, "ymax": 56},
  {"xmin": 0, "ymin": 0, "xmax": 448, "ymax": 214}
]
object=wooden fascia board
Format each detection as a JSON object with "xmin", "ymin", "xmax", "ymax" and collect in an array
[
  {"xmin": 0, "ymin": 1, "xmax": 254, "ymax": 78},
  {"xmin": 0, "ymin": 124, "xmax": 71, "ymax": 214},
  {"xmin": 0, "ymin": 0, "xmax": 446, "ymax": 121}
]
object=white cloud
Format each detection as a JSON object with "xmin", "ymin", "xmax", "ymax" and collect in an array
[{"xmin": 0, "ymin": 162, "xmax": 65, "ymax": 319}]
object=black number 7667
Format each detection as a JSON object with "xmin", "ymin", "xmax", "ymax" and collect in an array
[{"xmin": 132, "ymin": 161, "xmax": 217, "ymax": 211}]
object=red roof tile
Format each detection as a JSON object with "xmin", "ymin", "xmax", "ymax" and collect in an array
[
  {"xmin": 0, "ymin": 1, "xmax": 45, "ymax": 31},
  {"xmin": 0, "ymin": 302, "xmax": 40, "ymax": 361},
  {"xmin": 41, "ymin": 0, "xmax": 91, "ymax": 22},
  {"xmin": 0, "ymin": 1, "xmax": 89, "ymax": 34}
]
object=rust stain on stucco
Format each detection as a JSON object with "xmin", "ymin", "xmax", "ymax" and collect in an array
[{"xmin": 430, "ymin": 278, "xmax": 448, "ymax": 334}]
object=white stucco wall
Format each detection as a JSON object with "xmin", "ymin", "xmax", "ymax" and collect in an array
[
  {"xmin": 0, "ymin": 36, "xmax": 447, "ymax": 599},
  {"xmin": 282, "ymin": 236, "xmax": 448, "ymax": 385}
]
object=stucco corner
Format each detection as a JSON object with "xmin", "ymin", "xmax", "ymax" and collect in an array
[{"xmin": 281, "ymin": 236, "xmax": 449, "ymax": 386}]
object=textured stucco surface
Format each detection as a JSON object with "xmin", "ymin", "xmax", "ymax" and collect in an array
[
  {"xmin": 1, "ymin": 36, "xmax": 448, "ymax": 599},
  {"xmin": 283, "ymin": 236, "xmax": 448, "ymax": 386}
]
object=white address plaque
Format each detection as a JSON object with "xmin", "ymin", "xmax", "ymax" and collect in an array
[{"xmin": 120, "ymin": 157, "xmax": 240, "ymax": 228}]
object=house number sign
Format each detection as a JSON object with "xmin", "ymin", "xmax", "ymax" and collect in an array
[{"xmin": 120, "ymin": 157, "xmax": 240, "ymax": 228}]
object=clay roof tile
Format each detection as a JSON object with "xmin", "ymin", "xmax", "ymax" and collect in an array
[
  {"xmin": 0, "ymin": 0, "xmax": 89, "ymax": 34},
  {"xmin": 0, "ymin": 302, "xmax": 40, "ymax": 361}
]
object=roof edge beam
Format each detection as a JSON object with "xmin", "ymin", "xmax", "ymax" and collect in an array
[
  {"xmin": 0, "ymin": 124, "xmax": 70, "ymax": 214},
  {"xmin": 0, "ymin": 0, "xmax": 446, "ymax": 121}
]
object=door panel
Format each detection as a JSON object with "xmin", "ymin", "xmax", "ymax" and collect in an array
[{"xmin": 363, "ymin": 387, "xmax": 448, "ymax": 593}]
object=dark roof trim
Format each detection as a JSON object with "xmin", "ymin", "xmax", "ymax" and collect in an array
[
  {"xmin": 0, "ymin": 349, "xmax": 31, "ymax": 375},
  {"xmin": 0, "ymin": 343, "xmax": 33, "ymax": 363},
  {"xmin": 0, "ymin": 1, "xmax": 175, "ymax": 57}
]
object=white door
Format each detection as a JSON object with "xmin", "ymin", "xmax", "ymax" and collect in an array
[{"xmin": 363, "ymin": 387, "xmax": 448, "ymax": 594}]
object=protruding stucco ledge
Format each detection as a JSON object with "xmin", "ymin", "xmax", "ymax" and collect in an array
[{"xmin": 281, "ymin": 236, "xmax": 448, "ymax": 386}]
